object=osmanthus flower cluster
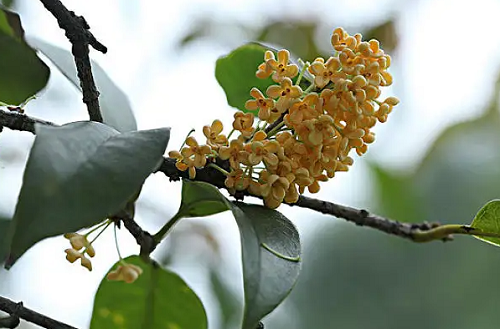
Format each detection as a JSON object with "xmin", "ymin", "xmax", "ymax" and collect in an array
[{"xmin": 169, "ymin": 27, "xmax": 399, "ymax": 209}]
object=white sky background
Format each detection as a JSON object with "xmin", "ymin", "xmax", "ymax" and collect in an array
[{"xmin": 2, "ymin": 0, "xmax": 500, "ymax": 328}]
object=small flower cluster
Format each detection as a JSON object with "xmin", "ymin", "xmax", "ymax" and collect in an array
[
  {"xmin": 64, "ymin": 233, "xmax": 95, "ymax": 271},
  {"xmin": 169, "ymin": 27, "xmax": 399, "ymax": 209}
]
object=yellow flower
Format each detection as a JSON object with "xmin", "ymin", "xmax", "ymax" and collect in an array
[
  {"xmin": 183, "ymin": 137, "xmax": 211, "ymax": 168},
  {"xmin": 219, "ymin": 139, "xmax": 245, "ymax": 169},
  {"xmin": 302, "ymin": 114, "xmax": 335, "ymax": 146},
  {"xmin": 233, "ymin": 112, "xmax": 255, "ymax": 137},
  {"xmin": 245, "ymin": 87, "xmax": 275, "ymax": 121},
  {"xmin": 64, "ymin": 233, "xmax": 95, "ymax": 257},
  {"xmin": 266, "ymin": 77, "xmax": 303, "ymax": 112},
  {"xmin": 168, "ymin": 150, "xmax": 196, "ymax": 179},
  {"xmin": 308, "ymin": 57, "xmax": 344, "ymax": 88},
  {"xmin": 225, "ymin": 169, "xmax": 250, "ymax": 191},
  {"xmin": 107, "ymin": 263, "xmax": 143, "ymax": 284},
  {"xmin": 256, "ymin": 50, "xmax": 275, "ymax": 79},
  {"xmin": 331, "ymin": 27, "xmax": 361, "ymax": 52},
  {"xmin": 245, "ymin": 139, "xmax": 280, "ymax": 167},
  {"xmin": 260, "ymin": 171, "xmax": 292, "ymax": 209},
  {"xmin": 305, "ymin": 173, "xmax": 328, "ymax": 194},
  {"xmin": 203, "ymin": 119, "xmax": 227, "ymax": 149},
  {"xmin": 284, "ymin": 93, "xmax": 319, "ymax": 128},
  {"xmin": 65, "ymin": 248, "xmax": 92, "ymax": 271},
  {"xmin": 265, "ymin": 49, "xmax": 299, "ymax": 82}
]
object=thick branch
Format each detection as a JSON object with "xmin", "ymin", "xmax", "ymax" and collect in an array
[
  {"xmin": 0, "ymin": 296, "xmax": 76, "ymax": 329},
  {"xmin": 0, "ymin": 109, "xmax": 452, "ymax": 244},
  {"xmin": 38, "ymin": 0, "xmax": 107, "ymax": 122}
]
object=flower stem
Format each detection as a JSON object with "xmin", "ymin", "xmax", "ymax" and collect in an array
[
  {"xmin": 114, "ymin": 224, "xmax": 123, "ymax": 260},
  {"xmin": 267, "ymin": 121, "xmax": 285, "ymax": 137},
  {"xmin": 208, "ymin": 163, "xmax": 230, "ymax": 176},
  {"xmin": 296, "ymin": 59, "xmax": 310, "ymax": 86},
  {"xmin": 179, "ymin": 128, "xmax": 195, "ymax": 151},
  {"xmin": 153, "ymin": 213, "xmax": 184, "ymax": 244}
]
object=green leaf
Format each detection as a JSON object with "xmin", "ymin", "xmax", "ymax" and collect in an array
[
  {"xmin": 178, "ymin": 180, "xmax": 230, "ymax": 218},
  {"xmin": 0, "ymin": 9, "xmax": 49, "ymax": 104},
  {"xmin": 5, "ymin": 122, "xmax": 170, "ymax": 268},
  {"xmin": 215, "ymin": 43, "xmax": 275, "ymax": 114},
  {"xmin": 90, "ymin": 256, "xmax": 207, "ymax": 329},
  {"xmin": 26, "ymin": 37, "xmax": 137, "ymax": 132},
  {"xmin": 0, "ymin": 218, "xmax": 10, "ymax": 264},
  {"xmin": 470, "ymin": 200, "xmax": 500, "ymax": 246},
  {"xmin": 230, "ymin": 202, "xmax": 301, "ymax": 329}
]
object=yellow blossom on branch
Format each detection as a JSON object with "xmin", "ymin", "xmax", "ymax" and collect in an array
[{"xmin": 167, "ymin": 26, "xmax": 399, "ymax": 209}]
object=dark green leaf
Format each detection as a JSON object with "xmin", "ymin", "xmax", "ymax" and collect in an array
[
  {"xmin": 230, "ymin": 202, "xmax": 301, "ymax": 329},
  {"xmin": 215, "ymin": 43, "xmax": 275, "ymax": 114},
  {"xmin": 470, "ymin": 200, "xmax": 500, "ymax": 246},
  {"xmin": 26, "ymin": 37, "xmax": 137, "ymax": 132},
  {"xmin": 5, "ymin": 122, "xmax": 170, "ymax": 268},
  {"xmin": 178, "ymin": 180, "xmax": 230, "ymax": 218},
  {"xmin": 90, "ymin": 256, "xmax": 207, "ymax": 329},
  {"xmin": 0, "ymin": 9, "xmax": 49, "ymax": 104},
  {"xmin": 0, "ymin": 218, "xmax": 10, "ymax": 264}
]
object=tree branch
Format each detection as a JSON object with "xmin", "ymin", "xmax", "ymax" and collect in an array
[
  {"xmin": 0, "ymin": 108, "xmax": 453, "ymax": 246},
  {"xmin": 38, "ymin": 0, "xmax": 107, "ymax": 122},
  {"xmin": 0, "ymin": 109, "xmax": 56, "ymax": 134},
  {"xmin": 0, "ymin": 296, "xmax": 76, "ymax": 329}
]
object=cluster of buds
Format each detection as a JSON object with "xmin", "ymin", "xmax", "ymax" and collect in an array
[
  {"xmin": 169, "ymin": 27, "xmax": 399, "ymax": 209},
  {"xmin": 107, "ymin": 262, "xmax": 143, "ymax": 284},
  {"xmin": 64, "ymin": 233, "xmax": 95, "ymax": 271}
]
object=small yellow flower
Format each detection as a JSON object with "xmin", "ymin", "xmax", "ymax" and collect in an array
[
  {"xmin": 203, "ymin": 119, "xmax": 227, "ymax": 149},
  {"xmin": 256, "ymin": 50, "xmax": 275, "ymax": 79},
  {"xmin": 245, "ymin": 88, "xmax": 275, "ymax": 121},
  {"xmin": 266, "ymin": 77, "xmax": 303, "ymax": 112},
  {"xmin": 65, "ymin": 248, "xmax": 92, "ymax": 271},
  {"xmin": 168, "ymin": 150, "xmax": 196, "ymax": 179},
  {"xmin": 64, "ymin": 233, "xmax": 95, "ymax": 257},
  {"xmin": 284, "ymin": 93, "xmax": 319, "ymax": 128},
  {"xmin": 233, "ymin": 112, "xmax": 255, "ymax": 137},
  {"xmin": 260, "ymin": 172, "xmax": 292, "ymax": 209},
  {"xmin": 302, "ymin": 114, "xmax": 335, "ymax": 146},
  {"xmin": 308, "ymin": 57, "xmax": 344, "ymax": 88},
  {"xmin": 219, "ymin": 139, "xmax": 245, "ymax": 169},
  {"xmin": 225, "ymin": 169, "xmax": 250, "ymax": 191},
  {"xmin": 265, "ymin": 49, "xmax": 299, "ymax": 83},
  {"xmin": 107, "ymin": 263, "xmax": 143, "ymax": 284},
  {"xmin": 245, "ymin": 139, "xmax": 280, "ymax": 167},
  {"xmin": 331, "ymin": 27, "xmax": 360, "ymax": 52},
  {"xmin": 182, "ymin": 137, "xmax": 211, "ymax": 168}
]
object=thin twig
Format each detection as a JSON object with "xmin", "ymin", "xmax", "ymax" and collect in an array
[
  {"xmin": 0, "ymin": 109, "xmax": 453, "ymax": 245},
  {"xmin": 0, "ymin": 109, "xmax": 57, "ymax": 134},
  {"xmin": 38, "ymin": 0, "xmax": 107, "ymax": 122},
  {"xmin": 0, "ymin": 296, "xmax": 76, "ymax": 329}
]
